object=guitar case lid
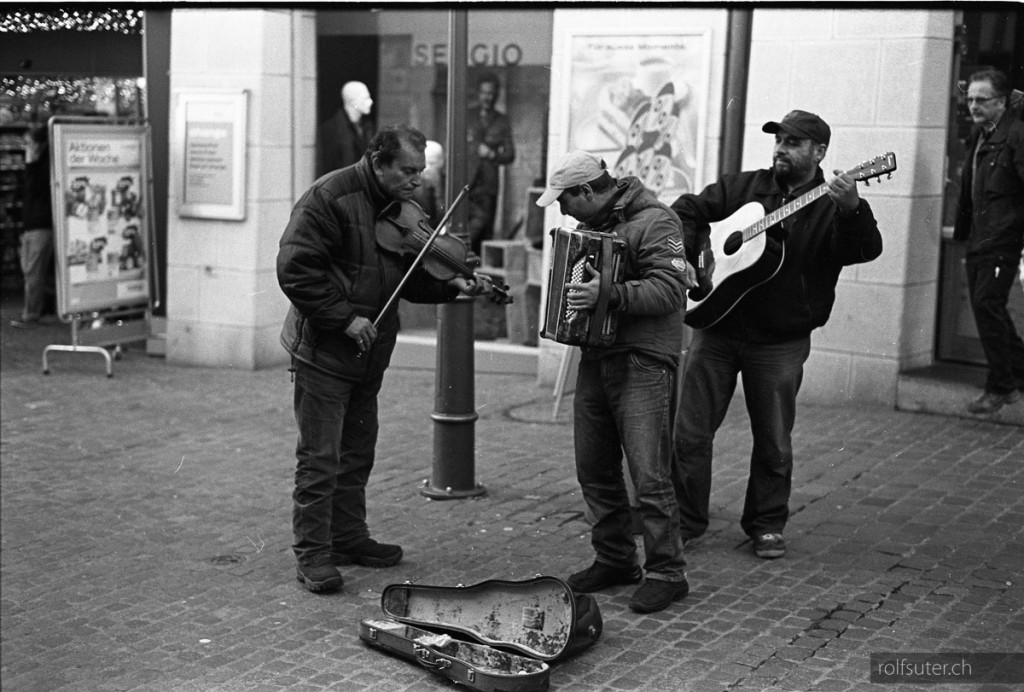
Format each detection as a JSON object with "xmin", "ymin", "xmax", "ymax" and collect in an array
[{"xmin": 377, "ymin": 575, "xmax": 602, "ymax": 662}]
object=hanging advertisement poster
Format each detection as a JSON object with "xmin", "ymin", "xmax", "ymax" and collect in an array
[
  {"xmin": 50, "ymin": 118, "xmax": 153, "ymax": 317},
  {"xmin": 173, "ymin": 90, "xmax": 247, "ymax": 220},
  {"xmin": 562, "ymin": 29, "xmax": 711, "ymax": 205}
]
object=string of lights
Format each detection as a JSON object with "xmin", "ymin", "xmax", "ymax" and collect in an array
[
  {"xmin": 0, "ymin": 10, "xmax": 145, "ymax": 124},
  {"xmin": 0, "ymin": 9, "xmax": 144, "ymax": 34},
  {"xmin": 0, "ymin": 77, "xmax": 143, "ymax": 123}
]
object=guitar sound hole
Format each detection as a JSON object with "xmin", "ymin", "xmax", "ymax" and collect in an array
[{"xmin": 723, "ymin": 232, "xmax": 743, "ymax": 256}]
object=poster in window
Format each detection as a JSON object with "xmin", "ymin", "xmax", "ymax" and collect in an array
[{"xmin": 565, "ymin": 31, "xmax": 710, "ymax": 204}]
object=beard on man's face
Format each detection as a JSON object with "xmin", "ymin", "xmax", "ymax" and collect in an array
[
  {"xmin": 772, "ymin": 158, "xmax": 795, "ymax": 187},
  {"xmin": 772, "ymin": 156, "xmax": 811, "ymax": 188}
]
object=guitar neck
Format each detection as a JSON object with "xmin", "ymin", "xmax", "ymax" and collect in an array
[{"xmin": 743, "ymin": 182, "xmax": 830, "ymax": 242}]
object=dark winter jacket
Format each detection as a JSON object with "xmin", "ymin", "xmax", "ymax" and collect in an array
[
  {"xmin": 467, "ymin": 107, "xmax": 515, "ymax": 198},
  {"xmin": 953, "ymin": 111, "xmax": 1024, "ymax": 259},
  {"xmin": 671, "ymin": 167, "xmax": 882, "ymax": 343},
  {"xmin": 277, "ymin": 157, "xmax": 459, "ymax": 382},
  {"xmin": 577, "ymin": 176, "xmax": 690, "ymax": 367},
  {"xmin": 317, "ymin": 110, "xmax": 372, "ymax": 177},
  {"xmin": 22, "ymin": 151, "xmax": 53, "ymax": 231}
]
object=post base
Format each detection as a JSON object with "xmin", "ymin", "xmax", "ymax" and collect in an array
[{"xmin": 419, "ymin": 480, "xmax": 487, "ymax": 500}]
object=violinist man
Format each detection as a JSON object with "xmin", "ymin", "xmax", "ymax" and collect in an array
[{"xmin": 278, "ymin": 125, "xmax": 487, "ymax": 594}]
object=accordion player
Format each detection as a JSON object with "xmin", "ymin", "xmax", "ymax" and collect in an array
[{"xmin": 542, "ymin": 226, "xmax": 628, "ymax": 346}]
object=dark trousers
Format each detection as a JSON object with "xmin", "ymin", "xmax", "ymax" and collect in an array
[
  {"xmin": 673, "ymin": 330, "xmax": 810, "ymax": 539},
  {"xmin": 291, "ymin": 361, "xmax": 383, "ymax": 566},
  {"xmin": 467, "ymin": 190, "xmax": 497, "ymax": 255},
  {"xmin": 574, "ymin": 353, "xmax": 686, "ymax": 582},
  {"xmin": 966, "ymin": 253, "xmax": 1024, "ymax": 395}
]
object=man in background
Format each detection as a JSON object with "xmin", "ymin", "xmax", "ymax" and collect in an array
[
  {"xmin": 466, "ymin": 73, "xmax": 515, "ymax": 254},
  {"xmin": 318, "ymin": 81, "xmax": 374, "ymax": 176},
  {"xmin": 10, "ymin": 125, "xmax": 54, "ymax": 328},
  {"xmin": 953, "ymin": 68, "xmax": 1024, "ymax": 415}
]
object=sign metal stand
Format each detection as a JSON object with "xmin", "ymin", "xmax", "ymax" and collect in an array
[{"xmin": 42, "ymin": 116, "xmax": 159, "ymax": 377}]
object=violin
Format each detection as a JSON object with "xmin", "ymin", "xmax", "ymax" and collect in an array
[{"xmin": 375, "ymin": 187, "xmax": 512, "ymax": 308}]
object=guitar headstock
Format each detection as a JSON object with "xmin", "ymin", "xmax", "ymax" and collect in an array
[{"xmin": 849, "ymin": 152, "xmax": 897, "ymax": 185}]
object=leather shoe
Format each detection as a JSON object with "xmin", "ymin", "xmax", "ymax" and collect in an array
[
  {"xmin": 332, "ymin": 539, "xmax": 403, "ymax": 568},
  {"xmin": 566, "ymin": 561, "xmax": 642, "ymax": 593},
  {"xmin": 628, "ymin": 577, "xmax": 689, "ymax": 613},
  {"xmin": 752, "ymin": 533, "xmax": 786, "ymax": 559},
  {"xmin": 295, "ymin": 562, "xmax": 343, "ymax": 593}
]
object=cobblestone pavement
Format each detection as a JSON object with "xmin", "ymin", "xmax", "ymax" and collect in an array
[{"xmin": 2, "ymin": 307, "xmax": 1022, "ymax": 692}]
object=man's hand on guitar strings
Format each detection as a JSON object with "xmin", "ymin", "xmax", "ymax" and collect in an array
[{"xmin": 827, "ymin": 169, "xmax": 860, "ymax": 214}]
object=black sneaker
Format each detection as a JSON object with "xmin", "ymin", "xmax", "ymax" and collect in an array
[
  {"xmin": 332, "ymin": 539, "xmax": 403, "ymax": 568},
  {"xmin": 295, "ymin": 562, "xmax": 343, "ymax": 593},
  {"xmin": 628, "ymin": 577, "xmax": 689, "ymax": 613},
  {"xmin": 752, "ymin": 533, "xmax": 786, "ymax": 559},
  {"xmin": 566, "ymin": 561, "xmax": 642, "ymax": 593}
]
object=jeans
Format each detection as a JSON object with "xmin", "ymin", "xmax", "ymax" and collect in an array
[
  {"xmin": 966, "ymin": 253, "xmax": 1024, "ymax": 394},
  {"xmin": 291, "ymin": 361, "xmax": 383, "ymax": 566},
  {"xmin": 574, "ymin": 352, "xmax": 686, "ymax": 582},
  {"xmin": 18, "ymin": 228, "xmax": 53, "ymax": 322},
  {"xmin": 674, "ymin": 330, "xmax": 810, "ymax": 539}
]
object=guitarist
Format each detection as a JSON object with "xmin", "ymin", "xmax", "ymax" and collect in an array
[{"xmin": 670, "ymin": 110, "xmax": 882, "ymax": 560}]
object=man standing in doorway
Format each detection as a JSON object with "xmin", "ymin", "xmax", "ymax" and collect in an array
[
  {"xmin": 954, "ymin": 68, "xmax": 1024, "ymax": 414},
  {"xmin": 318, "ymin": 81, "xmax": 374, "ymax": 176},
  {"xmin": 467, "ymin": 72, "xmax": 515, "ymax": 254}
]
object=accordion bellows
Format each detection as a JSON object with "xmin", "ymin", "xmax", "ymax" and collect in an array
[{"xmin": 542, "ymin": 227, "xmax": 627, "ymax": 347}]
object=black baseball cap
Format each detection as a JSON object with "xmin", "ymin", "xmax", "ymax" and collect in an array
[{"xmin": 762, "ymin": 110, "xmax": 831, "ymax": 145}]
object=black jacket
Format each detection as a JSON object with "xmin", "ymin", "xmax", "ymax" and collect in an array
[
  {"xmin": 953, "ymin": 111, "xmax": 1024, "ymax": 259},
  {"xmin": 671, "ymin": 167, "xmax": 882, "ymax": 343},
  {"xmin": 317, "ymin": 110, "xmax": 372, "ymax": 177},
  {"xmin": 22, "ymin": 152, "xmax": 53, "ymax": 231},
  {"xmin": 277, "ymin": 158, "xmax": 459, "ymax": 381}
]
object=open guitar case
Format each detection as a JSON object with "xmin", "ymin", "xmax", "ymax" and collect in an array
[{"xmin": 359, "ymin": 575, "xmax": 602, "ymax": 691}]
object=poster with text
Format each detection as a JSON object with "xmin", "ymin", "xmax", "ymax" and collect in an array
[
  {"xmin": 51, "ymin": 121, "xmax": 152, "ymax": 316},
  {"xmin": 567, "ymin": 32, "xmax": 710, "ymax": 204},
  {"xmin": 175, "ymin": 90, "xmax": 247, "ymax": 220}
]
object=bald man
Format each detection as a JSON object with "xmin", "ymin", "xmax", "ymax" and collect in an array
[
  {"xmin": 318, "ymin": 81, "xmax": 374, "ymax": 176},
  {"xmin": 412, "ymin": 140, "xmax": 446, "ymax": 225}
]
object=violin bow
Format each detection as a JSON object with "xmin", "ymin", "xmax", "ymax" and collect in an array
[{"xmin": 373, "ymin": 184, "xmax": 471, "ymax": 329}]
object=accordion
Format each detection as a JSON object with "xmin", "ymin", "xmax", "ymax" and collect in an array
[{"xmin": 542, "ymin": 227, "xmax": 628, "ymax": 347}]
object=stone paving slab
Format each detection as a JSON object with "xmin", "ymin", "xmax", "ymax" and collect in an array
[{"xmin": 1, "ymin": 309, "xmax": 1022, "ymax": 691}]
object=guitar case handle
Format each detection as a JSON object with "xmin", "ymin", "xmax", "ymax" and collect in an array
[{"xmin": 413, "ymin": 644, "xmax": 452, "ymax": 670}]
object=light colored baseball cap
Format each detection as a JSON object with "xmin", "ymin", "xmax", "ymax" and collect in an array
[{"xmin": 536, "ymin": 150, "xmax": 607, "ymax": 207}]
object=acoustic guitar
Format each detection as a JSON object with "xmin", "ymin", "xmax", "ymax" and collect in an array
[{"xmin": 684, "ymin": 152, "xmax": 897, "ymax": 329}]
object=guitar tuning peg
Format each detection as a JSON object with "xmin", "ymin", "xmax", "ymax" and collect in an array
[
  {"xmin": 887, "ymin": 173, "xmax": 892, "ymax": 179},
  {"xmin": 864, "ymin": 179, "xmax": 870, "ymax": 186}
]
